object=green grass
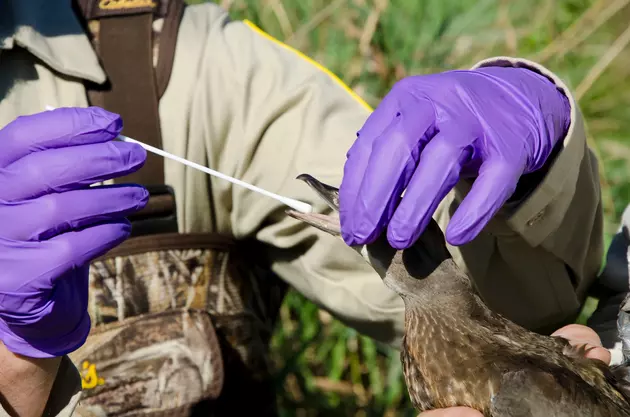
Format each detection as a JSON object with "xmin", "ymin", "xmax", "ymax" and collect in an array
[{"xmin": 187, "ymin": 0, "xmax": 630, "ymax": 414}]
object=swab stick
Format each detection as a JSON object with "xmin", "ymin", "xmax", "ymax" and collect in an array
[{"xmin": 45, "ymin": 106, "xmax": 313, "ymax": 213}]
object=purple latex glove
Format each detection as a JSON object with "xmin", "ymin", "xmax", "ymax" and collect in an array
[
  {"xmin": 0, "ymin": 107, "xmax": 148, "ymax": 358},
  {"xmin": 340, "ymin": 66, "xmax": 571, "ymax": 249}
]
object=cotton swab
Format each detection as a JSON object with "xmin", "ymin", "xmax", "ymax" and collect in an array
[
  {"xmin": 118, "ymin": 135, "xmax": 314, "ymax": 213},
  {"xmin": 45, "ymin": 106, "xmax": 313, "ymax": 213}
]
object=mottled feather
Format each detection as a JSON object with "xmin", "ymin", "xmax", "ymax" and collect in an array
[{"xmin": 287, "ymin": 174, "xmax": 630, "ymax": 417}]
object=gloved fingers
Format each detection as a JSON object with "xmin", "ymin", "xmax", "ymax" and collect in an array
[
  {"xmin": 339, "ymin": 92, "xmax": 402, "ymax": 243},
  {"xmin": 0, "ymin": 141, "xmax": 146, "ymax": 202},
  {"xmin": 0, "ymin": 107, "xmax": 122, "ymax": 169},
  {"xmin": 44, "ymin": 219, "xmax": 132, "ymax": 285},
  {"xmin": 0, "ymin": 219, "xmax": 131, "ymax": 292},
  {"xmin": 350, "ymin": 82, "xmax": 408, "ymax": 145},
  {"xmin": 445, "ymin": 157, "xmax": 525, "ymax": 246},
  {"xmin": 0, "ymin": 185, "xmax": 148, "ymax": 242},
  {"xmin": 386, "ymin": 134, "xmax": 472, "ymax": 249},
  {"xmin": 0, "ymin": 267, "xmax": 88, "ymax": 333},
  {"xmin": 340, "ymin": 100, "xmax": 436, "ymax": 246}
]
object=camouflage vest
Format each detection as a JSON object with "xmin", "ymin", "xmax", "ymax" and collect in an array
[{"xmin": 68, "ymin": 2, "xmax": 287, "ymax": 416}]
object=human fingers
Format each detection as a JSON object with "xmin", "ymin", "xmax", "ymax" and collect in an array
[
  {"xmin": 0, "ymin": 107, "xmax": 122, "ymax": 168},
  {"xmin": 0, "ymin": 219, "xmax": 132, "ymax": 294},
  {"xmin": 417, "ymin": 407, "xmax": 484, "ymax": 416},
  {"xmin": 339, "ymin": 90, "xmax": 405, "ymax": 245},
  {"xmin": 386, "ymin": 131, "xmax": 472, "ymax": 249},
  {"xmin": 47, "ymin": 220, "xmax": 133, "ymax": 278},
  {"xmin": 0, "ymin": 185, "xmax": 148, "ymax": 241},
  {"xmin": 445, "ymin": 157, "xmax": 525, "ymax": 246},
  {"xmin": 0, "ymin": 141, "xmax": 146, "ymax": 202},
  {"xmin": 552, "ymin": 324, "xmax": 611, "ymax": 364},
  {"xmin": 340, "ymin": 99, "xmax": 435, "ymax": 246}
]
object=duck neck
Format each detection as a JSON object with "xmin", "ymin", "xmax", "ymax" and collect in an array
[{"xmin": 385, "ymin": 258, "xmax": 489, "ymax": 321}]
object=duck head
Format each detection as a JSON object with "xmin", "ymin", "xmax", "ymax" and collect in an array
[{"xmin": 286, "ymin": 174, "xmax": 471, "ymax": 303}]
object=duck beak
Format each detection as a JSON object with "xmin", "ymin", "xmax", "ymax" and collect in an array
[
  {"xmin": 286, "ymin": 174, "xmax": 341, "ymax": 237},
  {"xmin": 285, "ymin": 210, "xmax": 342, "ymax": 236},
  {"xmin": 295, "ymin": 174, "xmax": 340, "ymax": 212}
]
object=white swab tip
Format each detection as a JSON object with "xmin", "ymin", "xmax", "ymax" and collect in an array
[{"xmin": 286, "ymin": 200, "xmax": 313, "ymax": 214}]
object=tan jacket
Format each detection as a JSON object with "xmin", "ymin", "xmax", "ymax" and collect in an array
[{"xmin": 0, "ymin": 1, "xmax": 602, "ymax": 415}]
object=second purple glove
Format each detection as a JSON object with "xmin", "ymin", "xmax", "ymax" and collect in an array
[
  {"xmin": 340, "ymin": 66, "xmax": 571, "ymax": 249},
  {"xmin": 0, "ymin": 107, "xmax": 148, "ymax": 358}
]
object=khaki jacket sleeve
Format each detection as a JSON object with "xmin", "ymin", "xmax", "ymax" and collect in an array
[
  {"xmin": 178, "ymin": 4, "xmax": 601, "ymax": 347},
  {"xmin": 176, "ymin": 8, "xmax": 406, "ymax": 347}
]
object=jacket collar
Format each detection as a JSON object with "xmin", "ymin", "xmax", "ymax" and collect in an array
[{"xmin": 0, "ymin": 0, "xmax": 106, "ymax": 84}]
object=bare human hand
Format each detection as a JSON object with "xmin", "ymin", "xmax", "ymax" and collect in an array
[
  {"xmin": 416, "ymin": 324, "xmax": 609, "ymax": 416},
  {"xmin": 551, "ymin": 323, "xmax": 611, "ymax": 364},
  {"xmin": 417, "ymin": 407, "xmax": 483, "ymax": 417}
]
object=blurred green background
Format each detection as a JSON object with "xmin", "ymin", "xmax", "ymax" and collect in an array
[{"xmin": 185, "ymin": 1, "xmax": 630, "ymax": 415}]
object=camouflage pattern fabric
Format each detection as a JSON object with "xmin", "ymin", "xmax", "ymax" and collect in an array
[{"xmin": 70, "ymin": 234, "xmax": 287, "ymax": 417}]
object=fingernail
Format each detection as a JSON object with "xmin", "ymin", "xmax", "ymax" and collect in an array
[
  {"xmin": 135, "ymin": 187, "xmax": 150, "ymax": 209},
  {"xmin": 341, "ymin": 231, "xmax": 357, "ymax": 246},
  {"xmin": 111, "ymin": 141, "xmax": 147, "ymax": 168},
  {"xmin": 127, "ymin": 142, "xmax": 148, "ymax": 165},
  {"xmin": 355, "ymin": 219, "xmax": 374, "ymax": 240},
  {"xmin": 120, "ymin": 220, "xmax": 132, "ymax": 237},
  {"xmin": 90, "ymin": 107, "xmax": 123, "ymax": 134},
  {"xmin": 445, "ymin": 222, "xmax": 470, "ymax": 246},
  {"xmin": 132, "ymin": 186, "xmax": 149, "ymax": 201},
  {"xmin": 90, "ymin": 106, "xmax": 119, "ymax": 121},
  {"xmin": 445, "ymin": 233, "xmax": 464, "ymax": 246},
  {"xmin": 387, "ymin": 227, "xmax": 409, "ymax": 250}
]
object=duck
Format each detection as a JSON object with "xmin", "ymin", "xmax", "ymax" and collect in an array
[{"xmin": 286, "ymin": 173, "xmax": 630, "ymax": 417}]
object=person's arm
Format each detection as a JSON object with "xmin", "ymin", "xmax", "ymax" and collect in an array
[
  {"xmin": 185, "ymin": 5, "xmax": 602, "ymax": 347},
  {"xmin": 0, "ymin": 348, "xmax": 81, "ymax": 417},
  {"xmin": 0, "ymin": 107, "xmax": 147, "ymax": 416},
  {"xmin": 0, "ymin": 345, "xmax": 60, "ymax": 417}
]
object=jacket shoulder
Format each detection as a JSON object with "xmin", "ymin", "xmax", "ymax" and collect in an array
[{"xmin": 180, "ymin": 1, "xmax": 231, "ymax": 33}]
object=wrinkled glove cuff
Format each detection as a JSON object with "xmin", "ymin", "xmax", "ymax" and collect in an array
[{"xmin": 0, "ymin": 312, "xmax": 90, "ymax": 358}]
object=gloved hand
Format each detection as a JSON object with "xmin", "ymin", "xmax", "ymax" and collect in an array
[
  {"xmin": 0, "ymin": 107, "xmax": 148, "ymax": 358},
  {"xmin": 340, "ymin": 66, "xmax": 571, "ymax": 248}
]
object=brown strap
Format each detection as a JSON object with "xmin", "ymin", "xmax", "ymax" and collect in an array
[
  {"xmin": 78, "ymin": 0, "xmax": 185, "ymax": 187},
  {"xmin": 156, "ymin": 0, "xmax": 185, "ymax": 98},
  {"xmin": 88, "ymin": 13, "xmax": 164, "ymax": 185}
]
